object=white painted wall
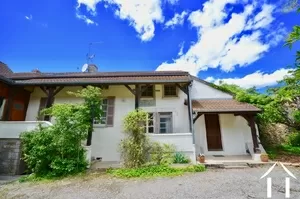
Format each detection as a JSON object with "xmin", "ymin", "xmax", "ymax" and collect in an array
[
  {"xmin": 194, "ymin": 114, "xmax": 254, "ymax": 156},
  {"xmin": 24, "ymin": 85, "xmax": 191, "ymax": 162},
  {"xmin": 191, "ymin": 80, "xmax": 232, "ymax": 99},
  {"xmin": 149, "ymin": 133, "xmax": 195, "ymax": 162},
  {"xmin": 0, "ymin": 121, "xmax": 52, "ymax": 138}
]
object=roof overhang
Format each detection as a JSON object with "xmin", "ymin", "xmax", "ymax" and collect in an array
[
  {"xmin": 185, "ymin": 99, "xmax": 261, "ymax": 114},
  {"xmin": 0, "ymin": 75, "xmax": 14, "ymax": 85}
]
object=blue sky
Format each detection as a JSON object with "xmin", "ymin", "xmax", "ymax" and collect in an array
[{"xmin": 0, "ymin": 0, "xmax": 299, "ymax": 89}]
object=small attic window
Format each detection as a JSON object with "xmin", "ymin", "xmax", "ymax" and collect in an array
[{"xmin": 163, "ymin": 85, "xmax": 177, "ymax": 97}]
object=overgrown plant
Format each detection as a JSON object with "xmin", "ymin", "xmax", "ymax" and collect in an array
[
  {"xmin": 120, "ymin": 109, "xmax": 150, "ymax": 168},
  {"xmin": 20, "ymin": 86, "xmax": 102, "ymax": 177},
  {"xmin": 173, "ymin": 152, "xmax": 191, "ymax": 164},
  {"xmin": 150, "ymin": 142, "xmax": 176, "ymax": 165}
]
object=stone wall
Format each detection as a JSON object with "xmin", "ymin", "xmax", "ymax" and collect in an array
[{"xmin": 0, "ymin": 139, "xmax": 21, "ymax": 175}]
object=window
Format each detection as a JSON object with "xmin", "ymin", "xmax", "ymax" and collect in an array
[
  {"xmin": 146, "ymin": 112, "xmax": 173, "ymax": 134},
  {"xmin": 0, "ymin": 97, "xmax": 6, "ymax": 120},
  {"xmin": 141, "ymin": 85, "xmax": 154, "ymax": 98},
  {"xmin": 93, "ymin": 97, "xmax": 115, "ymax": 126},
  {"xmin": 159, "ymin": 112, "xmax": 173, "ymax": 133},
  {"xmin": 163, "ymin": 85, "xmax": 177, "ymax": 97}
]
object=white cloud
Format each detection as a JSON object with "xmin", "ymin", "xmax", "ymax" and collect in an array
[
  {"xmin": 165, "ymin": 0, "xmax": 179, "ymax": 5},
  {"xmin": 75, "ymin": 0, "xmax": 165, "ymax": 41},
  {"xmin": 156, "ymin": 0, "xmax": 284, "ymax": 75},
  {"xmin": 205, "ymin": 68, "xmax": 292, "ymax": 88},
  {"xmin": 107, "ymin": 0, "xmax": 164, "ymax": 41},
  {"xmin": 266, "ymin": 22, "xmax": 287, "ymax": 47},
  {"xmin": 178, "ymin": 42, "xmax": 184, "ymax": 56},
  {"xmin": 77, "ymin": 0, "xmax": 101, "ymax": 15},
  {"xmin": 76, "ymin": 13, "xmax": 98, "ymax": 25},
  {"xmin": 25, "ymin": 15, "xmax": 32, "ymax": 21},
  {"xmin": 165, "ymin": 11, "xmax": 188, "ymax": 29}
]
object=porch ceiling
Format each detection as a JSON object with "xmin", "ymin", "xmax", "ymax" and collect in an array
[{"xmin": 189, "ymin": 99, "xmax": 261, "ymax": 114}]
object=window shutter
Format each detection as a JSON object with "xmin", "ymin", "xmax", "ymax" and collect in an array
[
  {"xmin": 38, "ymin": 97, "xmax": 47, "ymax": 120},
  {"xmin": 106, "ymin": 96, "xmax": 115, "ymax": 126}
]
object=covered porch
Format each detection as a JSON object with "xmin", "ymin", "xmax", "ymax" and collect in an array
[{"xmin": 190, "ymin": 99, "xmax": 264, "ymax": 161}]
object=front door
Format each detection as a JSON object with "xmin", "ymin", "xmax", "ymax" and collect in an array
[{"xmin": 205, "ymin": 114, "xmax": 223, "ymax": 151}]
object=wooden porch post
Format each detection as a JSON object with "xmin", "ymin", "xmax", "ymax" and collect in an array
[
  {"xmin": 187, "ymin": 84, "xmax": 195, "ymax": 144},
  {"xmin": 124, "ymin": 84, "xmax": 151, "ymax": 110},
  {"xmin": 135, "ymin": 84, "xmax": 140, "ymax": 110},
  {"xmin": 237, "ymin": 113, "xmax": 260, "ymax": 153},
  {"xmin": 40, "ymin": 86, "xmax": 64, "ymax": 121}
]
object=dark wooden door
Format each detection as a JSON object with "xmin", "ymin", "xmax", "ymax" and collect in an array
[
  {"xmin": 8, "ymin": 89, "xmax": 30, "ymax": 121},
  {"xmin": 205, "ymin": 114, "xmax": 223, "ymax": 151}
]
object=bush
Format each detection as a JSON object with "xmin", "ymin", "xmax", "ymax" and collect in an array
[
  {"xmin": 20, "ymin": 86, "xmax": 102, "ymax": 178},
  {"xmin": 287, "ymin": 132, "xmax": 300, "ymax": 147},
  {"xmin": 107, "ymin": 164, "xmax": 206, "ymax": 178},
  {"xmin": 173, "ymin": 152, "xmax": 190, "ymax": 164},
  {"xmin": 120, "ymin": 109, "xmax": 151, "ymax": 168},
  {"xmin": 21, "ymin": 105, "xmax": 89, "ymax": 177},
  {"xmin": 150, "ymin": 142, "xmax": 176, "ymax": 165}
]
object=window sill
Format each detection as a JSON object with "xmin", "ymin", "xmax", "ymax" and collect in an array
[
  {"xmin": 162, "ymin": 96, "xmax": 178, "ymax": 98},
  {"xmin": 94, "ymin": 124, "xmax": 107, "ymax": 128},
  {"xmin": 148, "ymin": 133, "xmax": 192, "ymax": 136}
]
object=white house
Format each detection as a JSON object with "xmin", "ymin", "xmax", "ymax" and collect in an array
[{"xmin": 0, "ymin": 63, "xmax": 263, "ymax": 164}]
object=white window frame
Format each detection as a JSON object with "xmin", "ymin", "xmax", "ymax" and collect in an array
[
  {"xmin": 146, "ymin": 112, "xmax": 173, "ymax": 134},
  {"xmin": 94, "ymin": 98, "xmax": 108, "ymax": 126}
]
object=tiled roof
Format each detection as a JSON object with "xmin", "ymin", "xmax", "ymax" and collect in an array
[
  {"xmin": 191, "ymin": 99, "xmax": 261, "ymax": 113},
  {"xmin": 0, "ymin": 62, "xmax": 13, "ymax": 74},
  {"xmin": 3, "ymin": 71, "xmax": 191, "ymax": 85}
]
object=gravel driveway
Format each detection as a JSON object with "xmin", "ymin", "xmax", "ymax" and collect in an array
[{"xmin": 1, "ymin": 166, "xmax": 300, "ymax": 199}]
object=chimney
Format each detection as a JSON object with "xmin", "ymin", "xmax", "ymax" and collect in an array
[
  {"xmin": 87, "ymin": 64, "xmax": 98, "ymax": 73},
  {"xmin": 32, "ymin": 69, "xmax": 41, "ymax": 73}
]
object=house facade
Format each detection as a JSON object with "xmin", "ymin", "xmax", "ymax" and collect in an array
[{"xmin": 0, "ymin": 63, "xmax": 263, "ymax": 163}]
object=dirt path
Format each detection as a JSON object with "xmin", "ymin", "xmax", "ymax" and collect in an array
[{"xmin": 1, "ymin": 167, "xmax": 300, "ymax": 199}]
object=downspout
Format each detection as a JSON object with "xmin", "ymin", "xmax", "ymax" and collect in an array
[{"xmin": 187, "ymin": 82, "xmax": 195, "ymax": 144}]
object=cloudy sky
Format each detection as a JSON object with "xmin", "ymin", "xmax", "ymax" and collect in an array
[{"xmin": 0, "ymin": 0, "xmax": 299, "ymax": 89}]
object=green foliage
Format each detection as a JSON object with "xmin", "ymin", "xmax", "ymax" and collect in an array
[
  {"xmin": 150, "ymin": 142, "xmax": 176, "ymax": 165},
  {"xmin": 280, "ymin": 144, "xmax": 300, "ymax": 155},
  {"xmin": 107, "ymin": 164, "xmax": 206, "ymax": 178},
  {"xmin": 184, "ymin": 164, "xmax": 206, "ymax": 172},
  {"xmin": 21, "ymin": 86, "xmax": 103, "ymax": 178},
  {"xmin": 120, "ymin": 109, "xmax": 150, "ymax": 168},
  {"xmin": 287, "ymin": 132, "xmax": 300, "ymax": 147},
  {"xmin": 173, "ymin": 152, "xmax": 190, "ymax": 164},
  {"xmin": 68, "ymin": 86, "xmax": 103, "ymax": 130}
]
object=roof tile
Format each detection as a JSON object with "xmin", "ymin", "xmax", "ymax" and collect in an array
[{"xmin": 191, "ymin": 99, "xmax": 261, "ymax": 113}]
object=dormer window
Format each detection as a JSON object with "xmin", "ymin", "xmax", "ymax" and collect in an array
[
  {"xmin": 163, "ymin": 84, "xmax": 177, "ymax": 97},
  {"xmin": 141, "ymin": 85, "xmax": 154, "ymax": 98}
]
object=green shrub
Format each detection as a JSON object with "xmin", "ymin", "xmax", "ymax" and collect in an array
[
  {"xmin": 20, "ymin": 86, "xmax": 102, "ymax": 178},
  {"xmin": 150, "ymin": 142, "xmax": 176, "ymax": 165},
  {"xmin": 120, "ymin": 110, "xmax": 151, "ymax": 168},
  {"xmin": 287, "ymin": 132, "xmax": 300, "ymax": 147},
  {"xmin": 173, "ymin": 152, "xmax": 190, "ymax": 164},
  {"xmin": 280, "ymin": 144, "xmax": 300, "ymax": 155}
]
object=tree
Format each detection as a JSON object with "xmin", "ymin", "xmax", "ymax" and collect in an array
[{"xmin": 68, "ymin": 86, "xmax": 102, "ymax": 145}]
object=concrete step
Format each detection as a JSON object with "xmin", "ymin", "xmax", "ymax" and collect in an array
[
  {"xmin": 223, "ymin": 162, "xmax": 249, "ymax": 166},
  {"xmin": 224, "ymin": 165, "xmax": 249, "ymax": 169}
]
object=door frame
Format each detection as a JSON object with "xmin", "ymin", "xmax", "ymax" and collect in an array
[{"xmin": 204, "ymin": 114, "xmax": 224, "ymax": 152}]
